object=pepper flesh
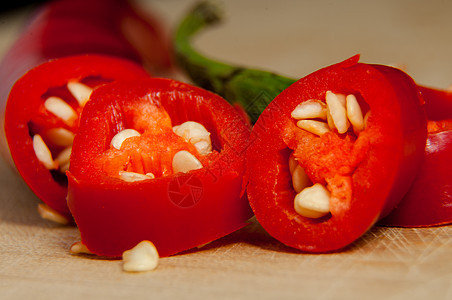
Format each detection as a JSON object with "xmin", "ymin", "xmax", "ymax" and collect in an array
[
  {"xmin": 4, "ymin": 55, "xmax": 149, "ymax": 220},
  {"xmin": 67, "ymin": 78, "xmax": 253, "ymax": 257},
  {"xmin": 246, "ymin": 57, "xmax": 427, "ymax": 252}
]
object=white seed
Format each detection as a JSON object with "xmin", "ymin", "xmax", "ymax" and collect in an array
[
  {"xmin": 44, "ymin": 96, "xmax": 78, "ymax": 126},
  {"xmin": 70, "ymin": 241, "xmax": 93, "ymax": 255},
  {"xmin": 55, "ymin": 146, "xmax": 72, "ymax": 171},
  {"xmin": 122, "ymin": 240, "xmax": 159, "ymax": 272},
  {"xmin": 173, "ymin": 121, "xmax": 212, "ymax": 155},
  {"xmin": 325, "ymin": 91, "xmax": 350, "ymax": 134},
  {"xmin": 119, "ymin": 171, "xmax": 154, "ymax": 182},
  {"xmin": 193, "ymin": 141, "xmax": 211, "ymax": 156},
  {"xmin": 288, "ymin": 154, "xmax": 298, "ymax": 175},
  {"xmin": 46, "ymin": 128, "xmax": 75, "ymax": 147},
  {"xmin": 33, "ymin": 134, "xmax": 57, "ymax": 169},
  {"xmin": 111, "ymin": 129, "xmax": 141, "ymax": 150},
  {"xmin": 292, "ymin": 165, "xmax": 311, "ymax": 193},
  {"xmin": 294, "ymin": 183, "xmax": 331, "ymax": 219},
  {"xmin": 346, "ymin": 94, "xmax": 365, "ymax": 133},
  {"xmin": 67, "ymin": 80, "xmax": 93, "ymax": 107},
  {"xmin": 326, "ymin": 107, "xmax": 335, "ymax": 130},
  {"xmin": 172, "ymin": 150, "xmax": 203, "ymax": 173},
  {"xmin": 296, "ymin": 120, "xmax": 330, "ymax": 136},
  {"xmin": 37, "ymin": 203, "xmax": 69, "ymax": 225},
  {"xmin": 291, "ymin": 100, "xmax": 327, "ymax": 120}
]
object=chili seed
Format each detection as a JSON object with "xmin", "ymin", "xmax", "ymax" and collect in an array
[
  {"xmin": 172, "ymin": 150, "xmax": 203, "ymax": 173},
  {"xmin": 33, "ymin": 134, "xmax": 57, "ymax": 169},
  {"xmin": 122, "ymin": 240, "xmax": 159, "ymax": 272},
  {"xmin": 55, "ymin": 146, "xmax": 72, "ymax": 172},
  {"xmin": 296, "ymin": 120, "xmax": 331, "ymax": 136},
  {"xmin": 326, "ymin": 107, "xmax": 335, "ymax": 130},
  {"xmin": 44, "ymin": 96, "xmax": 78, "ymax": 126},
  {"xmin": 294, "ymin": 183, "xmax": 331, "ymax": 219},
  {"xmin": 37, "ymin": 203, "xmax": 69, "ymax": 225},
  {"xmin": 67, "ymin": 80, "xmax": 93, "ymax": 107},
  {"xmin": 193, "ymin": 140, "xmax": 212, "ymax": 156},
  {"xmin": 70, "ymin": 241, "xmax": 93, "ymax": 255},
  {"xmin": 119, "ymin": 171, "xmax": 154, "ymax": 182},
  {"xmin": 288, "ymin": 154, "xmax": 298, "ymax": 175},
  {"xmin": 291, "ymin": 164, "xmax": 311, "ymax": 193},
  {"xmin": 46, "ymin": 128, "xmax": 75, "ymax": 147},
  {"xmin": 111, "ymin": 129, "xmax": 141, "ymax": 150},
  {"xmin": 325, "ymin": 91, "xmax": 350, "ymax": 134},
  {"xmin": 291, "ymin": 100, "xmax": 327, "ymax": 120},
  {"xmin": 346, "ymin": 94, "xmax": 364, "ymax": 133},
  {"xmin": 173, "ymin": 121, "xmax": 212, "ymax": 155}
]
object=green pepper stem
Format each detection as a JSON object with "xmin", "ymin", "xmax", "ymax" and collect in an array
[{"xmin": 173, "ymin": 1, "xmax": 296, "ymax": 123}]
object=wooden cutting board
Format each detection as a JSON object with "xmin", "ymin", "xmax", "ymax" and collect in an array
[
  {"xmin": 1, "ymin": 1, "xmax": 452, "ymax": 299},
  {"xmin": 1, "ymin": 156, "xmax": 452, "ymax": 300}
]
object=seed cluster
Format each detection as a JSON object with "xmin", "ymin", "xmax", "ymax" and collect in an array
[
  {"xmin": 291, "ymin": 91, "xmax": 368, "ymax": 137},
  {"xmin": 109, "ymin": 121, "xmax": 213, "ymax": 182},
  {"xmin": 289, "ymin": 91, "xmax": 369, "ymax": 219},
  {"xmin": 32, "ymin": 80, "xmax": 93, "ymax": 174}
]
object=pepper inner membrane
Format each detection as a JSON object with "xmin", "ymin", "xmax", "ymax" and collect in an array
[
  {"xmin": 283, "ymin": 91, "xmax": 371, "ymax": 219},
  {"xmin": 97, "ymin": 100, "xmax": 219, "ymax": 181}
]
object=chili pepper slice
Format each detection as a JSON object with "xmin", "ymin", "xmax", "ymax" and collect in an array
[
  {"xmin": 4, "ymin": 55, "xmax": 149, "ymax": 222},
  {"xmin": 245, "ymin": 56, "xmax": 427, "ymax": 252},
  {"xmin": 380, "ymin": 86, "xmax": 452, "ymax": 227},
  {"xmin": 1, "ymin": 0, "xmax": 171, "ymax": 163},
  {"xmin": 174, "ymin": 2, "xmax": 452, "ymax": 229},
  {"xmin": 66, "ymin": 77, "xmax": 253, "ymax": 257}
]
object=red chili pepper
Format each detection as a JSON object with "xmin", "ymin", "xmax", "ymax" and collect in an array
[
  {"xmin": 1, "ymin": 0, "xmax": 171, "ymax": 222},
  {"xmin": 4, "ymin": 55, "xmax": 149, "ymax": 222},
  {"xmin": 380, "ymin": 86, "xmax": 452, "ymax": 227},
  {"xmin": 66, "ymin": 77, "xmax": 253, "ymax": 257},
  {"xmin": 1, "ymin": 0, "xmax": 171, "ymax": 162},
  {"xmin": 246, "ymin": 56, "xmax": 427, "ymax": 253}
]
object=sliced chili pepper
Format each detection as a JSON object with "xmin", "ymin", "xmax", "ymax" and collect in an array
[
  {"xmin": 380, "ymin": 86, "xmax": 452, "ymax": 227},
  {"xmin": 4, "ymin": 55, "xmax": 149, "ymax": 222},
  {"xmin": 1, "ymin": 0, "xmax": 171, "ymax": 163},
  {"xmin": 245, "ymin": 56, "xmax": 427, "ymax": 252},
  {"xmin": 174, "ymin": 2, "xmax": 452, "ymax": 229},
  {"xmin": 66, "ymin": 77, "xmax": 253, "ymax": 257}
]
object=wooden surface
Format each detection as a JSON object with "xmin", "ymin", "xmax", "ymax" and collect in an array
[{"xmin": 1, "ymin": 1, "xmax": 452, "ymax": 299}]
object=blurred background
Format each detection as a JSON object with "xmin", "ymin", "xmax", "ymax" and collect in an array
[{"xmin": 1, "ymin": 0, "xmax": 452, "ymax": 88}]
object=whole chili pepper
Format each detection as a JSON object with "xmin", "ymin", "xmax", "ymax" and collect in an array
[
  {"xmin": 4, "ymin": 55, "xmax": 149, "ymax": 222},
  {"xmin": 66, "ymin": 77, "xmax": 253, "ymax": 257},
  {"xmin": 174, "ymin": 1, "xmax": 452, "ymax": 228},
  {"xmin": 246, "ymin": 56, "xmax": 427, "ymax": 252}
]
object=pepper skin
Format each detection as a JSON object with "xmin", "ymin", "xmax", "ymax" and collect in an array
[
  {"xmin": 380, "ymin": 86, "xmax": 452, "ymax": 227},
  {"xmin": 246, "ymin": 56, "xmax": 427, "ymax": 252},
  {"xmin": 5, "ymin": 55, "xmax": 149, "ymax": 221},
  {"xmin": 67, "ymin": 78, "xmax": 253, "ymax": 257}
]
